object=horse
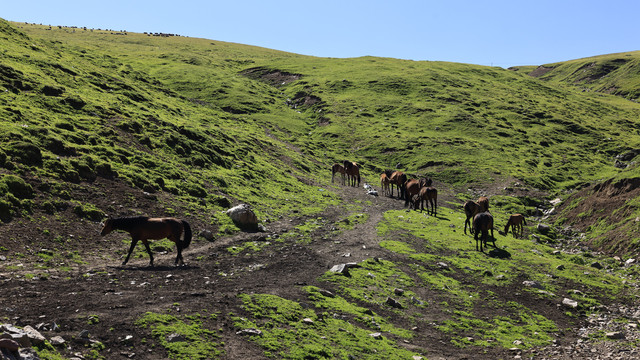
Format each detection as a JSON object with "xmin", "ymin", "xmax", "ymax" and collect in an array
[
  {"xmin": 331, "ymin": 163, "xmax": 346, "ymax": 185},
  {"xmin": 101, "ymin": 216, "xmax": 192, "ymax": 267},
  {"xmin": 404, "ymin": 179, "xmax": 422, "ymax": 207},
  {"xmin": 418, "ymin": 186, "xmax": 438, "ymax": 215},
  {"xmin": 343, "ymin": 161, "xmax": 361, "ymax": 187},
  {"xmin": 409, "ymin": 194, "xmax": 421, "ymax": 210},
  {"xmin": 380, "ymin": 173, "xmax": 391, "ymax": 196},
  {"xmin": 473, "ymin": 211, "xmax": 495, "ymax": 252},
  {"xmin": 504, "ymin": 213, "xmax": 527, "ymax": 238},
  {"xmin": 404, "ymin": 177, "xmax": 432, "ymax": 207},
  {"xmin": 389, "ymin": 171, "xmax": 407, "ymax": 199},
  {"xmin": 477, "ymin": 196, "xmax": 489, "ymax": 212},
  {"xmin": 463, "ymin": 200, "xmax": 482, "ymax": 235}
]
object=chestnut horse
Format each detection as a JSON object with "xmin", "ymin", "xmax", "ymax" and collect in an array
[
  {"xmin": 504, "ymin": 213, "xmax": 527, "ymax": 238},
  {"xmin": 380, "ymin": 173, "xmax": 391, "ymax": 196},
  {"xmin": 418, "ymin": 186, "xmax": 438, "ymax": 215},
  {"xmin": 331, "ymin": 163, "xmax": 346, "ymax": 185},
  {"xmin": 388, "ymin": 171, "xmax": 407, "ymax": 199},
  {"xmin": 477, "ymin": 196, "xmax": 489, "ymax": 212},
  {"xmin": 101, "ymin": 216, "xmax": 192, "ymax": 267},
  {"xmin": 343, "ymin": 161, "xmax": 361, "ymax": 187},
  {"xmin": 473, "ymin": 211, "xmax": 495, "ymax": 252}
]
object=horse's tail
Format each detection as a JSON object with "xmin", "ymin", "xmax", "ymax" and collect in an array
[
  {"xmin": 181, "ymin": 220, "xmax": 192, "ymax": 249},
  {"xmin": 522, "ymin": 216, "xmax": 527, "ymax": 226}
]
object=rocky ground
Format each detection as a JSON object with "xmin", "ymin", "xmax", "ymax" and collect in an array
[{"xmin": 1, "ymin": 177, "xmax": 640, "ymax": 359}]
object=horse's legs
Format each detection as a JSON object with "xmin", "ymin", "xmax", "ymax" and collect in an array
[
  {"xmin": 175, "ymin": 243, "xmax": 184, "ymax": 266},
  {"xmin": 122, "ymin": 237, "xmax": 139, "ymax": 265},
  {"xmin": 142, "ymin": 240, "xmax": 154, "ymax": 267}
]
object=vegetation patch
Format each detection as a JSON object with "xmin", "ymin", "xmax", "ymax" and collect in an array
[{"xmin": 136, "ymin": 311, "xmax": 224, "ymax": 360}]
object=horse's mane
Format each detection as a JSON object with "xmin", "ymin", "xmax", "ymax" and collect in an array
[{"xmin": 110, "ymin": 216, "xmax": 150, "ymax": 231}]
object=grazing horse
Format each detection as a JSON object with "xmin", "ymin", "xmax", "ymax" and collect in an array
[
  {"xmin": 504, "ymin": 214, "xmax": 527, "ymax": 238},
  {"xmin": 101, "ymin": 216, "xmax": 192, "ymax": 267},
  {"xmin": 331, "ymin": 163, "xmax": 346, "ymax": 185},
  {"xmin": 343, "ymin": 161, "xmax": 361, "ymax": 187},
  {"xmin": 389, "ymin": 171, "xmax": 407, "ymax": 199},
  {"xmin": 380, "ymin": 173, "xmax": 391, "ymax": 196},
  {"xmin": 463, "ymin": 200, "xmax": 482, "ymax": 235},
  {"xmin": 418, "ymin": 186, "xmax": 438, "ymax": 215},
  {"xmin": 473, "ymin": 211, "xmax": 495, "ymax": 252}
]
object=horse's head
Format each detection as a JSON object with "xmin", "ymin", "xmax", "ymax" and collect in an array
[{"xmin": 100, "ymin": 218, "xmax": 113, "ymax": 236}]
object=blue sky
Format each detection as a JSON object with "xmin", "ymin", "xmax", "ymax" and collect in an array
[{"xmin": 3, "ymin": 0, "xmax": 638, "ymax": 68}]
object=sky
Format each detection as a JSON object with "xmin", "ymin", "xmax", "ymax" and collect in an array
[{"xmin": 2, "ymin": 0, "xmax": 638, "ymax": 68}]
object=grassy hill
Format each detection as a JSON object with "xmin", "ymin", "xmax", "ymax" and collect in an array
[
  {"xmin": 513, "ymin": 50, "xmax": 640, "ymax": 102},
  {"xmin": 3, "ymin": 19, "xmax": 640, "ymax": 359}
]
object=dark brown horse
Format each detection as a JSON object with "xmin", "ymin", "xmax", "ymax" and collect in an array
[
  {"xmin": 101, "ymin": 216, "xmax": 192, "ymax": 267},
  {"xmin": 504, "ymin": 213, "xmax": 527, "ymax": 238},
  {"xmin": 331, "ymin": 163, "xmax": 346, "ymax": 185},
  {"xmin": 388, "ymin": 171, "xmax": 407, "ymax": 199},
  {"xmin": 404, "ymin": 177, "xmax": 432, "ymax": 207},
  {"xmin": 343, "ymin": 161, "xmax": 361, "ymax": 187},
  {"xmin": 473, "ymin": 211, "xmax": 495, "ymax": 252},
  {"xmin": 418, "ymin": 186, "xmax": 438, "ymax": 215}
]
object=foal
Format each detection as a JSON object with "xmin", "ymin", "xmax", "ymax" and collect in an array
[{"xmin": 504, "ymin": 214, "xmax": 527, "ymax": 238}]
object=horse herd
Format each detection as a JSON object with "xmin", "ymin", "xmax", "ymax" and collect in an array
[
  {"xmin": 333, "ymin": 161, "xmax": 527, "ymax": 253},
  {"xmin": 99, "ymin": 162, "xmax": 528, "ymax": 268}
]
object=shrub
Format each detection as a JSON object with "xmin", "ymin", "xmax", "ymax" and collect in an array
[{"xmin": 1, "ymin": 175, "xmax": 34, "ymax": 198}]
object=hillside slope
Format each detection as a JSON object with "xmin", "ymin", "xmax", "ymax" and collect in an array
[
  {"xmin": 513, "ymin": 50, "xmax": 640, "ymax": 102},
  {"xmin": 2, "ymin": 19, "xmax": 640, "ymax": 360}
]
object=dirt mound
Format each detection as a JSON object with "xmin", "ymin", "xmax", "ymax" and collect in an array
[{"xmin": 560, "ymin": 177, "xmax": 640, "ymax": 255}]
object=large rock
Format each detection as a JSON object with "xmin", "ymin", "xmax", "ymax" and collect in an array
[{"xmin": 226, "ymin": 204, "xmax": 259, "ymax": 230}]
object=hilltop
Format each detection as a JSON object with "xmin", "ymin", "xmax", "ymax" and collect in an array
[{"xmin": 2, "ymin": 19, "xmax": 640, "ymax": 359}]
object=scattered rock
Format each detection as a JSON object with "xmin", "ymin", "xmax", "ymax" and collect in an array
[
  {"xmin": 236, "ymin": 328, "xmax": 262, "ymax": 336},
  {"xmin": 562, "ymin": 298, "xmax": 579, "ymax": 309},
  {"xmin": 537, "ymin": 224, "xmax": 551, "ymax": 234},
  {"xmin": 386, "ymin": 297, "xmax": 403, "ymax": 309},
  {"xmin": 605, "ymin": 331, "xmax": 625, "ymax": 340},
  {"xmin": 226, "ymin": 204, "xmax": 259, "ymax": 231},
  {"xmin": 199, "ymin": 229, "xmax": 215, "ymax": 242}
]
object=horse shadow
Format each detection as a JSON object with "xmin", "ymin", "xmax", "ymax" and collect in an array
[
  {"xmin": 487, "ymin": 247, "xmax": 511, "ymax": 259},
  {"xmin": 110, "ymin": 264, "xmax": 198, "ymax": 272}
]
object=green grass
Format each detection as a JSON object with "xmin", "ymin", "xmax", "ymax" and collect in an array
[{"xmin": 136, "ymin": 311, "xmax": 224, "ymax": 360}]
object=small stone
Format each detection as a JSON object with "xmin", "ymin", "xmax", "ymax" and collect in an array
[
  {"xmin": 562, "ymin": 298, "xmax": 578, "ymax": 308},
  {"xmin": 605, "ymin": 331, "xmax": 625, "ymax": 339}
]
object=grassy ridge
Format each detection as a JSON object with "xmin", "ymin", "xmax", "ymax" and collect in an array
[
  {"xmin": 12, "ymin": 21, "xmax": 640, "ymax": 194},
  {"xmin": 518, "ymin": 50, "xmax": 640, "ymax": 102}
]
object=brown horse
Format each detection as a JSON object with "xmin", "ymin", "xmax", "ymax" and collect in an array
[
  {"xmin": 343, "ymin": 161, "xmax": 361, "ymax": 187},
  {"xmin": 380, "ymin": 173, "xmax": 391, "ymax": 196},
  {"xmin": 389, "ymin": 171, "xmax": 407, "ymax": 199},
  {"xmin": 463, "ymin": 200, "xmax": 482, "ymax": 235},
  {"xmin": 101, "ymin": 216, "xmax": 192, "ymax": 267},
  {"xmin": 473, "ymin": 211, "xmax": 495, "ymax": 252},
  {"xmin": 504, "ymin": 213, "xmax": 527, "ymax": 238},
  {"xmin": 404, "ymin": 178, "xmax": 432, "ymax": 207},
  {"xmin": 331, "ymin": 163, "xmax": 346, "ymax": 185},
  {"xmin": 418, "ymin": 186, "xmax": 438, "ymax": 215},
  {"xmin": 477, "ymin": 196, "xmax": 489, "ymax": 212},
  {"xmin": 404, "ymin": 179, "xmax": 421, "ymax": 207}
]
